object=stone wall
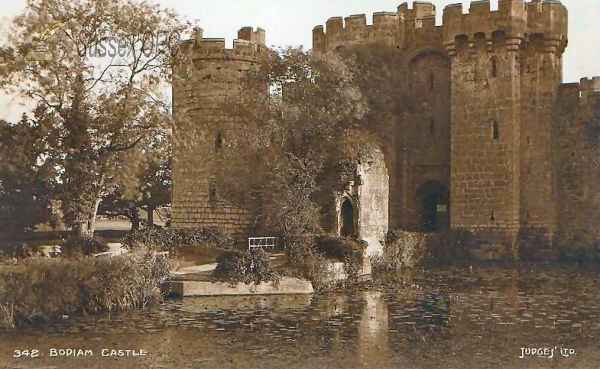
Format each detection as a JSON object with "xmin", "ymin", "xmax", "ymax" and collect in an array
[
  {"xmin": 356, "ymin": 147, "xmax": 390, "ymax": 257},
  {"xmin": 554, "ymin": 79, "xmax": 600, "ymax": 249},
  {"xmin": 334, "ymin": 146, "xmax": 389, "ymax": 257}
]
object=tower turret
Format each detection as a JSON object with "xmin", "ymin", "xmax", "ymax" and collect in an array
[
  {"xmin": 442, "ymin": 0, "xmax": 568, "ymax": 254},
  {"xmin": 519, "ymin": 0, "xmax": 568, "ymax": 251}
]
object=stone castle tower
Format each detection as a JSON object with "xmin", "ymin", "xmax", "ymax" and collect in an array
[
  {"xmin": 172, "ymin": 0, "xmax": 600, "ymax": 257},
  {"xmin": 171, "ymin": 27, "xmax": 266, "ymax": 238}
]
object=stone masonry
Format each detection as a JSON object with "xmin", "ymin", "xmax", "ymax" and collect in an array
[
  {"xmin": 171, "ymin": 27, "xmax": 266, "ymax": 239},
  {"xmin": 172, "ymin": 0, "xmax": 600, "ymax": 256}
]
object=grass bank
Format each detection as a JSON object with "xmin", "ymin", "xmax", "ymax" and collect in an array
[{"xmin": 0, "ymin": 248, "xmax": 172, "ymax": 330}]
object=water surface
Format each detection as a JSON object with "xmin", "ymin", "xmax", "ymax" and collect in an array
[{"xmin": 1, "ymin": 264, "xmax": 599, "ymax": 369}]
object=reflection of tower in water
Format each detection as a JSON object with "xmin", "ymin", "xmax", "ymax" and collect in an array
[{"xmin": 358, "ymin": 291, "xmax": 389, "ymax": 365}]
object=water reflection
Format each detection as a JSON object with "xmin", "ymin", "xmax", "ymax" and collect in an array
[
  {"xmin": 0, "ymin": 265, "xmax": 598, "ymax": 369},
  {"xmin": 416, "ymin": 291, "xmax": 451, "ymax": 327},
  {"xmin": 358, "ymin": 291, "xmax": 389, "ymax": 366}
]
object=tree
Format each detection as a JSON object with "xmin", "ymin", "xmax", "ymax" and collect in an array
[
  {"xmin": 211, "ymin": 47, "xmax": 365, "ymax": 237},
  {"xmin": 0, "ymin": 0, "xmax": 187, "ymax": 236},
  {"xmin": 336, "ymin": 43, "xmax": 405, "ymax": 141},
  {"xmin": 97, "ymin": 187, "xmax": 140, "ymax": 230},
  {"xmin": 98, "ymin": 133, "xmax": 171, "ymax": 230},
  {"xmin": 205, "ymin": 44, "xmax": 405, "ymax": 277},
  {"xmin": 215, "ymin": 45, "xmax": 402, "ymax": 232},
  {"xmin": 0, "ymin": 115, "xmax": 56, "ymax": 236},
  {"xmin": 136, "ymin": 140, "xmax": 171, "ymax": 227}
]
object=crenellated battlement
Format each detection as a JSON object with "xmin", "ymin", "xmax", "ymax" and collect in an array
[
  {"xmin": 580, "ymin": 77, "xmax": 600, "ymax": 93},
  {"xmin": 313, "ymin": 1, "xmax": 567, "ymax": 55},
  {"xmin": 312, "ymin": 12, "xmax": 399, "ymax": 53},
  {"xmin": 238, "ymin": 26, "xmax": 266, "ymax": 44},
  {"xmin": 442, "ymin": 0, "xmax": 567, "ymax": 55},
  {"xmin": 398, "ymin": 1, "xmax": 436, "ymax": 21},
  {"xmin": 560, "ymin": 77, "xmax": 600, "ymax": 106},
  {"xmin": 526, "ymin": 0, "xmax": 568, "ymax": 39},
  {"xmin": 178, "ymin": 27, "xmax": 266, "ymax": 62}
]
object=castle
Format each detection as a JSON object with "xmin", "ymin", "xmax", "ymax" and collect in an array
[{"xmin": 171, "ymin": 0, "xmax": 600, "ymax": 259}]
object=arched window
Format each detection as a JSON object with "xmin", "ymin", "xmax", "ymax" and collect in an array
[
  {"xmin": 492, "ymin": 120, "xmax": 499, "ymax": 140},
  {"xmin": 340, "ymin": 199, "xmax": 354, "ymax": 237},
  {"xmin": 491, "ymin": 57, "xmax": 498, "ymax": 78},
  {"xmin": 215, "ymin": 132, "xmax": 223, "ymax": 149}
]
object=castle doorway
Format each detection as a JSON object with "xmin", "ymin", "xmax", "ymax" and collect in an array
[
  {"xmin": 341, "ymin": 198, "xmax": 355, "ymax": 237},
  {"xmin": 416, "ymin": 181, "xmax": 450, "ymax": 232}
]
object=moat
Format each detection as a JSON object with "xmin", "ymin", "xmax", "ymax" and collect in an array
[{"xmin": 1, "ymin": 264, "xmax": 598, "ymax": 369}]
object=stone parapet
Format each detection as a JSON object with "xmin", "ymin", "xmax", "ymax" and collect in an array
[
  {"xmin": 313, "ymin": 1, "xmax": 567, "ymax": 55},
  {"xmin": 178, "ymin": 27, "xmax": 266, "ymax": 63}
]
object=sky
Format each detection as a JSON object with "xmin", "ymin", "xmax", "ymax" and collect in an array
[{"xmin": 1, "ymin": 0, "xmax": 599, "ymax": 122}]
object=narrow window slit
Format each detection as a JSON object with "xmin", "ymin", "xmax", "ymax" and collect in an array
[
  {"xmin": 215, "ymin": 132, "xmax": 223, "ymax": 149},
  {"xmin": 429, "ymin": 72, "xmax": 434, "ymax": 91},
  {"xmin": 491, "ymin": 57, "xmax": 498, "ymax": 78},
  {"xmin": 493, "ymin": 120, "xmax": 500, "ymax": 140}
]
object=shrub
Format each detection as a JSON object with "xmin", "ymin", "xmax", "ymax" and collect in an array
[
  {"xmin": 282, "ymin": 234, "xmax": 366, "ymax": 290},
  {"xmin": 214, "ymin": 248, "xmax": 280, "ymax": 287},
  {"xmin": 120, "ymin": 226, "xmax": 233, "ymax": 251},
  {"xmin": 0, "ymin": 242, "xmax": 38, "ymax": 258},
  {"xmin": 0, "ymin": 248, "xmax": 173, "ymax": 330},
  {"xmin": 0, "ymin": 302, "xmax": 15, "ymax": 330},
  {"xmin": 284, "ymin": 235, "xmax": 328, "ymax": 290},
  {"xmin": 373, "ymin": 230, "xmax": 427, "ymax": 272},
  {"xmin": 314, "ymin": 235, "xmax": 365, "ymax": 282},
  {"xmin": 61, "ymin": 235, "xmax": 109, "ymax": 257}
]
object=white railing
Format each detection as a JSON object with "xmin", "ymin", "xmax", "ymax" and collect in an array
[{"xmin": 248, "ymin": 237, "xmax": 278, "ymax": 251}]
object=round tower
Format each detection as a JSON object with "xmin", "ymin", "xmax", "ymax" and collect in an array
[{"xmin": 171, "ymin": 27, "xmax": 266, "ymax": 239}]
